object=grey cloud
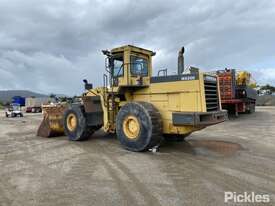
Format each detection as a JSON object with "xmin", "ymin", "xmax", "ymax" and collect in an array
[{"xmin": 0, "ymin": 0, "xmax": 274, "ymax": 95}]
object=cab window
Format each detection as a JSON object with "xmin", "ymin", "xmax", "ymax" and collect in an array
[
  {"xmin": 112, "ymin": 55, "xmax": 124, "ymax": 77},
  {"xmin": 130, "ymin": 56, "xmax": 148, "ymax": 76}
]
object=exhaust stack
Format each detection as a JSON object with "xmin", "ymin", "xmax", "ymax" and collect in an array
[{"xmin": 178, "ymin": 47, "xmax": 185, "ymax": 75}]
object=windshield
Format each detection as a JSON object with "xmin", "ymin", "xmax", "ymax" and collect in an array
[
  {"xmin": 130, "ymin": 56, "xmax": 148, "ymax": 76},
  {"xmin": 12, "ymin": 105, "xmax": 20, "ymax": 110}
]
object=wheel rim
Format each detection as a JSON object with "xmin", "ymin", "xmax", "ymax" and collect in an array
[
  {"xmin": 67, "ymin": 113, "xmax": 77, "ymax": 131},
  {"xmin": 123, "ymin": 115, "xmax": 140, "ymax": 139}
]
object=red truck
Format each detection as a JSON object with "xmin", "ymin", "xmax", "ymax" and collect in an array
[{"xmin": 217, "ymin": 69, "xmax": 257, "ymax": 116}]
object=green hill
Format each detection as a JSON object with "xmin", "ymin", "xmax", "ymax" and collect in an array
[{"xmin": 0, "ymin": 90, "xmax": 48, "ymax": 104}]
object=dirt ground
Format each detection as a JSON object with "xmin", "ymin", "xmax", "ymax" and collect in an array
[{"xmin": 0, "ymin": 107, "xmax": 275, "ymax": 206}]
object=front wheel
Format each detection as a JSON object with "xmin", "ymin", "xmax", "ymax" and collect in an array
[
  {"xmin": 63, "ymin": 105, "xmax": 94, "ymax": 141},
  {"xmin": 116, "ymin": 102, "xmax": 163, "ymax": 152}
]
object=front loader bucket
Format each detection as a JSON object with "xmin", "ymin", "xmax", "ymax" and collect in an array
[{"xmin": 37, "ymin": 104, "xmax": 68, "ymax": 138}]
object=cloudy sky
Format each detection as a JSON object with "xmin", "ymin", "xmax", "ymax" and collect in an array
[{"xmin": 0, "ymin": 0, "xmax": 274, "ymax": 95}]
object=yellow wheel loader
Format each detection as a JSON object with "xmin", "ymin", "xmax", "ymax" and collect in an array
[{"xmin": 37, "ymin": 45, "xmax": 227, "ymax": 152}]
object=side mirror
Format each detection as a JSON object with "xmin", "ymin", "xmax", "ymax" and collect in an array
[
  {"xmin": 83, "ymin": 79, "xmax": 93, "ymax": 90},
  {"xmin": 180, "ymin": 46, "xmax": 185, "ymax": 54},
  {"xmin": 102, "ymin": 50, "xmax": 111, "ymax": 57}
]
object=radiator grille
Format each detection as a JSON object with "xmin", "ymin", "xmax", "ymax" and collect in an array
[{"xmin": 204, "ymin": 75, "xmax": 219, "ymax": 112}]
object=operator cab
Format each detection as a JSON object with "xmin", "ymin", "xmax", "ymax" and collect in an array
[{"xmin": 103, "ymin": 45, "xmax": 155, "ymax": 88}]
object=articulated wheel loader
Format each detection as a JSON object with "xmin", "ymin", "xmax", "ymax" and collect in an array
[{"xmin": 37, "ymin": 45, "xmax": 227, "ymax": 152}]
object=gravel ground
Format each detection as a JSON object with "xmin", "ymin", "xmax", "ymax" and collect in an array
[{"xmin": 0, "ymin": 107, "xmax": 275, "ymax": 206}]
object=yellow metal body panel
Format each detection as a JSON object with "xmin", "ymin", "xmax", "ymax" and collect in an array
[{"xmin": 127, "ymin": 73, "xmax": 208, "ymax": 135}]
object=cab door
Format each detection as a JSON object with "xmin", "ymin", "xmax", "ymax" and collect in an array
[
  {"xmin": 129, "ymin": 54, "xmax": 150, "ymax": 87},
  {"xmin": 111, "ymin": 53, "xmax": 124, "ymax": 87}
]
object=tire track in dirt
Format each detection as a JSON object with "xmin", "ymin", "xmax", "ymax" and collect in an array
[
  {"xmin": 164, "ymin": 151, "xmax": 275, "ymax": 199},
  {"xmin": 54, "ymin": 144, "xmax": 140, "ymax": 206},
  {"xmin": 0, "ymin": 148, "xmax": 89, "ymax": 205},
  {"xmin": 0, "ymin": 180, "xmax": 13, "ymax": 206},
  {"xmin": 80, "ymin": 142, "xmax": 162, "ymax": 206}
]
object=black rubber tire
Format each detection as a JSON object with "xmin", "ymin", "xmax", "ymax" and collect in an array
[
  {"xmin": 116, "ymin": 102, "xmax": 163, "ymax": 152},
  {"xmin": 63, "ymin": 105, "xmax": 94, "ymax": 141},
  {"xmin": 19, "ymin": 113, "xmax": 23, "ymax": 117},
  {"xmin": 250, "ymin": 104, "xmax": 255, "ymax": 113},
  {"xmin": 163, "ymin": 133, "xmax": 191, "ymax": 142},
  {"xmin": 246, "ymin": 103, "xmax": 255, "ymax": 114}
]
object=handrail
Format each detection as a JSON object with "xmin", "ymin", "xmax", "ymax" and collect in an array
[
  {"xmin": 157, "ymin": 68, "xmax": 168, "ymax": 76},
  {"xmin": 103, "ymin": 74, "xmax": 108, "ymax": 107}
]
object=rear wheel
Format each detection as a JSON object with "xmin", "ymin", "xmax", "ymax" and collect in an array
[
  {"xmin": 250, "ymin": 103, "xmax": 255, "ymax": 113},
  {"xmin": 63, "ymin": 105, "xmax": 94, "ymax": 141},
  {"xmin": 116, "ymin": 102, "xmax": 163, "ymax": 152},
  {"xmin": 246, "ymin": 103, "xmax": 256, "ymax": 114}
]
